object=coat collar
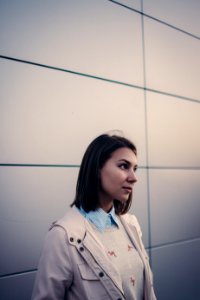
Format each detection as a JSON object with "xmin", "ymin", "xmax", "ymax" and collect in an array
[{"xmin": 55, "ymin": 206, "xmax": 143, "ymax": 252}]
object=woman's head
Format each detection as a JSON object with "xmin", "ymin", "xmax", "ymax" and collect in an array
[{"xmin": 71, "ymin": 134, "xmax": 137, "ymax": 215}]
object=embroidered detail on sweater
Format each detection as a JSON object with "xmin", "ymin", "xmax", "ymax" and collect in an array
[
  {"xmin": 128, "ymin": 244, "xmax": 134, "ymax": 251},
  {"xmin": 108, "ymin": 250, "xmax": 117, "ymax": 257},
  {"xmin": 130, "ymin": 276, "xmax": 136, "ymax": 286}
]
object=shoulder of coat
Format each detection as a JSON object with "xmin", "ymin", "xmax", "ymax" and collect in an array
[
  {"xmin": 120, "ymin": 213, "xmax": 142, "ymax": 237},
  {"xmin": 49, "ymin": 206, "xmax": 87, "ymax": 240}
]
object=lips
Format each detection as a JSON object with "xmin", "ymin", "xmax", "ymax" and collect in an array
[{"xmin": 122, "ymin": 186, "xmax": 132, "ymax": 192}]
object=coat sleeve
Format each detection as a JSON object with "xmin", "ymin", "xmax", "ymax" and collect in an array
[{"xmin": 31, "ymin": 226, "xmax": 73, "ymax": 300}]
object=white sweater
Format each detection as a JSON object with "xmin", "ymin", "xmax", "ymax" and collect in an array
[{"xmin": 93, "ymin": 218, "xmax": 144, "ymax": 300}]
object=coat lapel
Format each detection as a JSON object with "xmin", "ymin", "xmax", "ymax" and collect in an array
[
  {"xmin": 120, "ymin": 215, "xmax": 144, "ymax": 257},
  {"xmin": 83, "ymin": 221, "xmax": 124, "ymax": 294},
  {"xmin": 120, "ymin": 215, "xmax": 153, "ymax": 300}
]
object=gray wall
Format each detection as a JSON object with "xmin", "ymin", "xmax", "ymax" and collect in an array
[{"xmin": 0, "ymin": 1, "xmax": 200, "ymax": 299}]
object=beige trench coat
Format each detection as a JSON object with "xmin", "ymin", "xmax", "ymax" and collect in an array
[{"xmin": 32, "ymin": 206, "xmax": 156, "ymax": 300}]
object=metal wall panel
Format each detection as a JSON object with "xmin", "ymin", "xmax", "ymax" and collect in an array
[
  {"xmin": 143, "ymin": 0, "xmax": 200, "ymax": 36},
  {"xmin": 0, "ymin": 0, "xmax": 144, "ymax": 85},
  {"xmin": 144, "ymin": 17, "xmax": 200, "ymax": 99},
  {"xmin": 147, "ymin": 92, "xmax": 200, "ymax": 167},
  {"xmin": 0, "ymin": 60, "xmax": 147, "ymax": 165},
  {"xmin": 151, "ymin": 240, "xmax": 200, "ymax": 300}
]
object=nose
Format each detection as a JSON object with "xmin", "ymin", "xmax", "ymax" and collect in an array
[{"xmin": 128, "ymin": 170, "xmax": 138, "ymax": 183}]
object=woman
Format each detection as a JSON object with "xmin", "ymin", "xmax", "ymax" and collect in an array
[{"xmin": 32, "ymin": 134, "xmax": 156, "ymax": 300}]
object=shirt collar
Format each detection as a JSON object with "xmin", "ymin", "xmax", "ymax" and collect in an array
[{"xmin": 79, "ymin": 206, "xmax": 119, "ymax": 232}]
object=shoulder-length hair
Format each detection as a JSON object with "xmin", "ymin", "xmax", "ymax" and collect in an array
[{"xmin": 71, "ymin": 134, "xmax": 137, "ymax": 215}]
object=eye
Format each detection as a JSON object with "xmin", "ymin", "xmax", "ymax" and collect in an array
[
  {"xmin": 134, "ymin": 166, "xmax": 138, "ymax": 172},
  {"xmin": 119, "ymin": 163, "xmax": 129, "ymax": 170}
]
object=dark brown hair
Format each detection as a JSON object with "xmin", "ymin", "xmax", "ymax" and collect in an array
[{"xmin": 71, "ymin": 134, "xmax": 137, "ymax": 215}]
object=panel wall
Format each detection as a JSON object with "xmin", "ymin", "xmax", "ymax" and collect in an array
[
  {"xmin": 144, "ymin": 17, "xmax": 200, "ymax": 100},
  {"xmin": 143, "ymin": 0, "xmax": 200, "ymax": 36},
  {"xmin": 151, "ymin": 240, "xmax": 200, "ymax": 300},
  {"xmin": 0, "ymin": 0, "xmax": 199, "ymax": 299},
  {"xmin": 0, "ymin": 59, "xmax": 147, "ymax": 165},
  {"xmin": 143, "ymin": 1, "xmax": 200, "ymax": 298},
  {"xmin": 0, "ymin": 0, "xmax": 144, "ymax": 85}
]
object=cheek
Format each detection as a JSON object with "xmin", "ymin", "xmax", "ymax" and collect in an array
[
  {"xmin": 101, "ymin": 169, "xmax": 123, "ymax": 188},
  {"xmin": 100, "ymin": 170, "xmax": 114, "ymax": 188}
]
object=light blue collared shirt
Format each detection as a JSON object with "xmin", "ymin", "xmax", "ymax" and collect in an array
[{"xmin": 79, "ymin": 206, "xmax": 119, "ymax": 232}]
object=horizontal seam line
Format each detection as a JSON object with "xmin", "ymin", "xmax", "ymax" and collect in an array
[
  {"xmin": 0, "ymin": 269, "xmax": 37, "ymax": 279},
  {"xmin": 0, "ymin": 55, "xmax": 200, "ymax": 103},
  {"xmin": 108, "ymin": 0, "xmax": 200, "ymax": 40},
  {"xmin": 0, "ymin": 164, "xmax": 199, "ymax": 170},
  {"xmin": 0, "ymin": 164, "xmax": 80, "ymax": 168},
  {"xmin": 142, "ymin": 12, "xmax": 200, "ymax": 40},
  {"xmin": 144, "ymin": 166, "xmax": 200, "ymax": 170},
  {"xmin": 0, "ymin": 55, "xmax": 142, "ymax": 90},
  {"xmin": 150, "ymin": 237, "xmax": 200, "ymax": 250}
]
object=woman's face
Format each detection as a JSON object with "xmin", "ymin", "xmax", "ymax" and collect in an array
[{"xmin": 98, "ymin": 147, "xmax": 138, "ymax": 212}]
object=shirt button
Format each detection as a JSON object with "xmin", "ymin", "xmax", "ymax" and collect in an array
[
  {"xmin": 69, "ymin": 237, "xmax": 74, "ymax": 242},
  {"xmin": 77, "ymin": 239, "xmax": 81, "ymax": 244},
  {"xmin": 79, "ymin": 246, "xmax": 84, "ymax": 252},
  {"xmin": 99, "ymin": 272, "xmax": 104, "ymax": 277}
]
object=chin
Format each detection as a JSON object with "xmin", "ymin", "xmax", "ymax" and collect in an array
[{"xmin": 117, "ymin": 197, "xmax": 129, "ymax": 203}]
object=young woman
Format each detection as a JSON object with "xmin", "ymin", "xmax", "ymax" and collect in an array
[{"xmin": 32, "ymin": 134, "xmax": 156, "ymax": 300}]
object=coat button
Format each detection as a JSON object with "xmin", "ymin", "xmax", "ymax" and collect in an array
[
  {"xmin": 99, "ymin": 272, "xmax": 104, "ymax": 277},
  {"xmin": 69, "ymin": 237, "xmax": 74, "ymax": 242},
  {"xmin": 77, "ymin": 239, "xmax": 81, "ymax": 244},
  {"xmin": 79, "ymin": 246, "xmax": 84, "ymax": 252}
]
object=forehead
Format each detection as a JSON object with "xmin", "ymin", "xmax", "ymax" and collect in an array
[{"xmin": 110, "ymin": 147, "xmax": 137, "ymax": 163}]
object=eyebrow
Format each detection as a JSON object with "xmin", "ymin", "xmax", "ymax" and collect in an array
[{"xmin": 118, "ymin": 159, "xmax": 138, "ymax": 168}]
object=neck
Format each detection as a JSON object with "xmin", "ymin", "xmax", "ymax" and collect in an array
[{"xmin": 98, "ymin": 196, "xmax": 113, "ymax": 213}]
